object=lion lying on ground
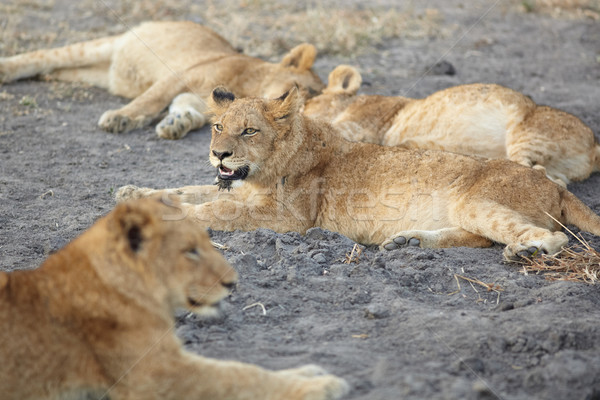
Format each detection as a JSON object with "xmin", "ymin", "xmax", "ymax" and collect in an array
[
  {"xmin": 117, "ymin": 87, "xmax": 600, "ymax": 260},
  {"xmin": 0, "ymin": 197, "xmax": 349, "ymax": 400},
  {"xmin": 0, "ymin": 21, "xmax": 324, "ymax": 139},
  {"xmin": 303, "ymin": 65, "xmax": 600, "ymax": 186}
]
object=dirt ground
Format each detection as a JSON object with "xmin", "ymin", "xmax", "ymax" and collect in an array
[{"xmin": 1, "ymin": 1, "xmax": 600, "ymax": 399}]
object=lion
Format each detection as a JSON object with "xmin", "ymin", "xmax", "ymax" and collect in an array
[
  {"xmin": 303, "ymin": 65, "xmax": 600, "ymax": 186},
  {"xmin": 115, "ymin": 86, "xmax": 600, "ymax": 260},
  {"xmin": 0, "ymin": 20, "xmax": 324, "ymax": 139},
  {"xmin": 0, "ymin": 197, "xmax": 349, "ymax": 400}
]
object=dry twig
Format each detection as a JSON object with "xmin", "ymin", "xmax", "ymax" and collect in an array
[
  {"xmin": 449, "ymin": 274, "xmax": 504, "ymax": 294},
  {"xmin": 344, "ymin": 244, "xmax": 363, "ymax": 264},
  {"xmin": 521, "ymin": 243, "xmax": 600, "ymax": 283},
  {"xmin": 210, "ymin": 241, "xmax": 229, "ymax": 251},
  {"xmin": 243, "ymin": 302, "xmax": 267, "ymax": 315}
]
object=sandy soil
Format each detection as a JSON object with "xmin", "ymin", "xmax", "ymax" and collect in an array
[{"xmin": 1, "ymin": 1, "xmax": 600, "ymax": 399}]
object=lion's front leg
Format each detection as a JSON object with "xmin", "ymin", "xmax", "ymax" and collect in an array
[
  {"xmin": 113, "ymin": 351, "xmax": 349, "ymax": 400},
  {"xmin": 99, "ymin": 75, "xmax": 187, "ymax": 134},
  {"xmin": 156, "ymin": 92, "xmax": 210, "ymax": 140},
  {"xmin": 191, "ymin": 357, "xmax": 350, "ymax": 400},
  {"xmin": 115, "ymin": 184, "xmax": 222, "ymax": 205},
  {"xmin": 183, "ymin": 197, "xmax": 312, "ymax": 233}
]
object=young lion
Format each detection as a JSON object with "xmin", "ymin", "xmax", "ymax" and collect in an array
[
  {"xmin": 0, "ymin": 21, "xmax": 324, "ymax": 139},
  {"xmin": 116, "ymin": 87, "xmax": 600, "ymax": 260},
  {"xmin": 303, "ymin": 65, "xmax": 600, "ymax": 186},
  {"xmin": 0, "ymin": 197, "xmax": 349, "ymax": 400}
]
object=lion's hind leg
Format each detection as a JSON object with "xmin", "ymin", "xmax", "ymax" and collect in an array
[
  {"xmin": 506, "ymin": 106, "xmax": 596, "ymax": 185},
  {"xmin": 156, "ymin": 92, "xmax": 209, "ymax": 140},
  {"xmin": 45, "ymin": 63, "xmax": 111, "ymax": 89},
  {"xmin": 381, "ymin": 227, "xmax": 492, "ymax": 251},
  {"xmin": 451, "ymin": 202, "xmax": 568, "ymax": 260}
]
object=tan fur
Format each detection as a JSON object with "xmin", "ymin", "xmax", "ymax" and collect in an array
[
  {"xmin": 0, "ymin": 21, "xmax": 324, "ymax": 139},
  {"xmin": 0, "ymin": 198, "xmax": 349, "ymax": 400},
  {"xmin": 116, "ymin": 87, "xmax": 600, "ymax": 260},
  {"xmin": 303, "ymin": 65, "xmax": 600, "ymax": 185}
]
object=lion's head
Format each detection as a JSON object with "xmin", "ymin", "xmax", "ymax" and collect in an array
[
  {"xmin": 260, "ymin": 43, "xmax": 324, "ymax": 101},
  {"xmin": 207, "ymin": 86, "xmax": 305, "ymax": 190},
  {"xmin": 303, "ymin": 64, "xmax": 362, "ymax": 120},
  {"xmin": 94, "ymin": 197, "xmax": 238, "ymax": 317}
]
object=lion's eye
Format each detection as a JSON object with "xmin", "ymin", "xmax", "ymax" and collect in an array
[
  {"xmin": 213, "ymin": 123, "xmax": 223, "ymax": 133},
  {"xmin": 242, "ymin": 128, "xmax": 258, "ymax": 137},
  {"xmin": 185, "ymin": 248, "xmax": 201, "ymax": 261}
]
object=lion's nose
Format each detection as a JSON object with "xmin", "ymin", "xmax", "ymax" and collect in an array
[{"xmin": 212, "ymin": 150, "xmax": 232, "ymax": 160}]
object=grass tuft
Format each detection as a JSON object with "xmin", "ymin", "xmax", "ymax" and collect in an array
[
  {"xmin": 197, "ymin": 2, "xmax": 444, "ymax": 58},
  {"xmin": 521, "ymin": 240, "xmax": 600, "ymax": 284},
  {"xmin": 519, "ymin": 212, "xmax": 600, "ymax": 284},
  {"xmin": 515, "ymin": 0, "xmax": 600, "ymax": 18}
]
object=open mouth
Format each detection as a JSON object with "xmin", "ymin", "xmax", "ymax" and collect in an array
[
  {"xmin": 187, "ymin": 297, "xmax": 222, "ymax": 317},
  {"xmin": 217, "ymin": 165, "xmax": 249, "ymax": 181},
  {"xmin": 188, "ymin": 297, "xmax": 221, "ymax": 309}
]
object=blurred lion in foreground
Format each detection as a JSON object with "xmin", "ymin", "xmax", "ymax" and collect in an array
[{"xmin": 0, "ymin": 197, "xmax": 348, "ymax": 400}]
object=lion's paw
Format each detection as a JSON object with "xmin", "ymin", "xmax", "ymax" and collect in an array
[
  {"xmin": 381, "ymin": 234, "xmax": 421, "ymax": 251},
  {"xmin": 503, "ymin": 243, "xmax": 547, "ymax": 261},
  {"xmin": 156, "ymin": 109, "xmax": 206, "ymax": 140},
  {"xmin": 156, "ymin": 112, "xmax": 192, "ymax": 140},
  {"xmin": 503, "ymin": 231, "xmax": 567, "ymax": 261},
  {"xmin": 98, "ymin": 110, "xmax": 133, "ymax": 133},
  {"xmin": 98, "ymin": 110, "xmax": 148, "ymax": 134},
  {"xmin": 115, "ymin": 185, "xmax": 154, "ymax": 202},
  {"xmin": 297, "ymin": 375, "xmax": 350, "ymax": 400},
  {"xmin": 277, "ymin": 364, "xmax": 349, "ymax": 400}
]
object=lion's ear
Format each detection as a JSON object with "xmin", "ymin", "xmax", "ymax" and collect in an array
[
  {"xmin": 111, "ymin": 201, "xmax": 157, "ymax": 255},
  {"xmin": 280, "ymin": 43, "xmax": 317, "ymax": 70},
  {"xmin": 324, "ymin": 65, "xmax": 362, "ymax": 95},
  {"xmin": 209, "ymin": 86, "xmax": 235, "ymax": 116},
  {"xmin": 269, "ymin": 86, "xmax": 302, "ymax": 121}
]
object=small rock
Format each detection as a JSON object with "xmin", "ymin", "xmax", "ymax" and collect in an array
[
  {"xmin": 428, "ymin": 60, "xmax": 456, "ymax": 76},
  {"xmin": 312, "ymin": 253, "xmax": 327, "ymax": 264},
  {"xmin": 364, "ymin": 304, "xmax": 390, "ymax": 319}
]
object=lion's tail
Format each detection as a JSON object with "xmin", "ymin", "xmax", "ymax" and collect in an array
[
  {"xmin": 560, "ymin": 189, "xmax": 600, "ymax": 236},
  {"xmin": 595, "ymin": 143, "xmax": 600, "ymax": 172}
]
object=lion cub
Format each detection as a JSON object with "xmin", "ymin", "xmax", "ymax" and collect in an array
[
  {"xmin": 0, "ymin": 21, "xmax": 324, "ymax": 139},
  {"xmin": 116, "ymin": 87, "xmax": 600, "ymax": 260},
  {"xmin": 303, "ymin": 65, "xmax": 600, "ymax": 186},
  {"xmin": 0, "ymin": 198, "xmax": 349, "ymax": 400}
]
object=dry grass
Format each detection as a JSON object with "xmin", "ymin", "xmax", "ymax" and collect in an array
[
  {"xmin": 521, "ymin": 240, "xmax": 600, "ymax": 284},
  {"xmin": 448, "ymin": 273, "xmax": 504, "ymax": 304},
  {"xmin": 344, "ymin": 244, "xmax": 363, "ymax": 264},
  {"xmin": 518, "ymin": 0, "xmax": 600, "ymax": 18},
  {"xmin": 199, "ymin": 1, "xmax": 444, "ymax": 57},
  {"xmin": 450, "ymin": 274, "xmax": 504, "ymax": 294},
  {"xmin": 0, "ymin": 0, "xmax": 444, "ymax": 58},
  {"xmin": 518, "ymin": 212, "xmax": 600, "ymax": 284}
]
